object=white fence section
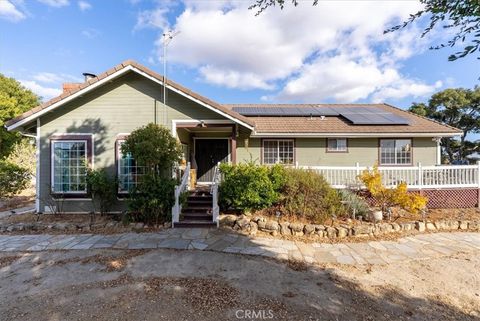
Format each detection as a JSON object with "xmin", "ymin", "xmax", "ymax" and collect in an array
[
  {"xmin": 210, "ymin": 162, "xmax": 221, "ymax": 227},
  {"xmin": 172, "ymin": 162, "xmax": 190, "ymax": 227},
  {"xmin": 299, "ymin": 162, "xmax": 480, "ymax": 189}
]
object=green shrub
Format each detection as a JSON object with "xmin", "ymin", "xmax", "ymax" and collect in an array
[
  {"xmin": 128, "ymin": 175, "xmax": 176, "ymax": 226},
  {"xmin": 0, "ymin": 160, "xmax": 30, "ymax": 199},
  {"xmin": 86, "ymin": 168, "xmax": 116, "ymax": 215},
  {"xmin": 338, "ymin": 189, "xmax": 370, "ymax": 219},
  {"xmin": 280, "ymin": 168, "xmax": 344, "ymax": 224},
  {"xmin": 219, "ymin": 162, "xmax": 285, "ymax": 212},
  {"xmin": 121, "ymin": 123, "xmax": 182, "ymax": 226}
]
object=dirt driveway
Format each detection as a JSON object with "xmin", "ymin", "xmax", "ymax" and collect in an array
[{"xmin": 1, "ymin": 249, "xmax": 479, "ymax": 321}]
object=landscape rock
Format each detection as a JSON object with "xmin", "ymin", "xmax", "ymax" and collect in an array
[
  {"xmin": 434, "ymin": 220, "xmax": 446, "ymax": 230},
  {"xmin": 468, "ymin": 221, "xmax": 480, "ymax": 230},
  {"xmin": 236, "ymin": 218, "xmax": 251, "ymax": 230},
  {"xmin": 249, "ymin": 222, "xmax": 258, "ymax": 236},
  {"xmin": 416, "ymin": 221, "xmax": 426, "ymax": 232},
  {"xmin": 336, "ymin": 227, "xmax": 348, "ymax": 238},
  {"xmin": 289, "ymin": 223, "xmax": 304, "ymax": 233},
  {"xmin": 220, "ymin": 215, "xmax": 237, "ymax": 227},
  {"xmin": 459, "ymin": 220, "xmax": 468, "ymax": 230},
  {"xmin": 257, "ymin": 220, "xmax": 266, "ymax": 230},
  {"xmin": 303, "ymin": 224, "xmax": 315, "ymax": 235},
  {"xmin": 426, "ymin": 222, "xmax": 436, "ymax": 231},
  {"xmin": 353, "ymin": 225, "xmax": 373, "ymax": 236},
  {"xmin": 263, "ymin": 220, "xmax": 279, "ymax": 232},
  {"xmin": 391, "ymin": 223, "xmax": 401, "ymax": 232},
  {"xmin": 325, "ymin": 227, "xmax": 337, "ymax": 238},
  {"xmin": 446, "ymin": 220, "xmax": 459, "ymax": 230},
  {"xmin": 279, "ymin": 222, "xmax": 291, "ymax": 236}
]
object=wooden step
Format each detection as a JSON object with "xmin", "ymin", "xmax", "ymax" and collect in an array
[
  {"xmin": 187, "ymin": 200, "xmax": 213, "ymax": 207},
  {"xmin": 182, "ymin": 213, "xmax": 213, "ymax": 221},
  {"xmin": 174, "ymin": 220, "xmax": 217, "ymax": 228},
  {"xmin": 182, "ymin": 207, "xmax": 212, "ymax": 214}
]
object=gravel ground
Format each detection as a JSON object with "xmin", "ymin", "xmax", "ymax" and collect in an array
[{"xmin": 0, "ymin": 249, "xmax": 479, "ymax": 321}]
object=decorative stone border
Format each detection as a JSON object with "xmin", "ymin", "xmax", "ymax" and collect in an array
[
  {"xmin": 220, "ymin": 214, "xmax": 480, "ymax": 238},
  {"xmin": 0, "ymin": 221, "xmax": 171, "ymax": 233}
]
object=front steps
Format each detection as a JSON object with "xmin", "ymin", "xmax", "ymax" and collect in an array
[{"xmin": 174, "ymin": 189, "xmax": 217, "ymax": 228}]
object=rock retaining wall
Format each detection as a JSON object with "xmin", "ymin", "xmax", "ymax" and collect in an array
[
  {"xmin": 220, "ymin": 214, "xmax": 480, "ymax": 239},
  {"xmin": 0, "ymin": 221, "xmax": 170, "ymax": 233}
]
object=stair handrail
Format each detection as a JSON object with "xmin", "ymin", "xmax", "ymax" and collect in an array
[
  {"xmin": 172, "ymin": 162, "xmax": 190, "ymax": 227},
  {"xmin": 210, "ymin": 162, "xmax": 221, "ymax": 227}
]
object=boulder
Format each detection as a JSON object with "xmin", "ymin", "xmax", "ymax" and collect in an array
[
  {"xmin": 289, "ymin": 222, "xmax": 304, "ymax": 233},
  {"xmin": 401, "ymin": 222, "xmax": 414, "ymax": 231},
  {"xmin": 325, "ymin": 227, "xmax": 337, "ymax": 238},
  {"xmin": 446, "ymin": 220, "xmax": 459, "ymax": 230},
  {"xmin": 434, "ymin": 220, "xmax": 446, "ymax": 230},
  {"xmin": 459, "ymin": 220, "xmax": 469, "ymax": 230},
  {"xmin": 468, "ymin": 221, "xmax": 480, "ymax": 230},
  {"xmin": 314, "ymin": 225, "xmax": 325, "ymax": 237},
  {"xmin": 264, "ymin": 220, "xmax": 279, "ymax": 232},
  {"xmin": 426, "ymin": 222, "xmax": 436, "ymax": 231},
  {"xmin": 279, "ymin": 222, "xmax": 291, "ymax": 236},
  {"xmin": 352, "ymin": 225, "xmax": 373, "ymax": 236},
  {"xmin": 336, "ymin": 227, "xmax": 348, "ymax": 238},
  {"xmin": 391, "ymin": 223, "xmax": 401, "ymax": 232},
  {"xmin": 249, "ymin": 222, "xmax": 258, "ymax": 236},
  {"xmin": 257, "ymin": 220, "xmax": 266, "ymax": 230},
  {"xmin": 236, "ymin": 217, "xmax": 251, "ymax": 230},
  {"xmin": 415, "ymin": 221, "xmax": 425, "ymax": 232},
  {"xmin": 303, "ymin": 224, "xmax": 315, "ymax": 235},
  {"xmin": 220, "ymin": 215, "xmax": 237, "ymax": 227}
]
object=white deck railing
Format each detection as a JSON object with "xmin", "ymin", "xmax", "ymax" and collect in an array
[
  {"xmin": 299, "ymin": 162, "xmax": 480, "ymax": 189},
  {"xmin": 210, "ymin": 162, "xmax": 221, "ymax": 227},
  {"xmin": 172, "ymin": 162, "xmax": 190, "ymax": 227}
]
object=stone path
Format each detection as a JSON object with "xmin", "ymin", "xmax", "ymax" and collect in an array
[{"xmin": 0, "ymin": 229, "xmax": 479, "ymax": 265}]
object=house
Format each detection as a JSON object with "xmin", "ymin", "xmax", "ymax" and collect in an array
[{"xmin": 6, "ymin": 60, "xmax": 462, "ymax": 216}]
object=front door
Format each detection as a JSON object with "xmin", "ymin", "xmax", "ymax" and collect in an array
[{"xmin": 195, "ymin": 139, "xmax": 229, "ymax": 183}]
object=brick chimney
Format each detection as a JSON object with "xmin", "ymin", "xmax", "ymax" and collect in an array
[{"xmin": 62, "ymin": 83, "xmax": 82, "ymax": 93}]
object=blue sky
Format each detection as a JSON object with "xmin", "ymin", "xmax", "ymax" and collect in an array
[{"xmin": 0, "ymin": 0, "xmax": 478, "ymax": 111}]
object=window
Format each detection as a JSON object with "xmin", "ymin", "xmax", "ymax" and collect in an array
[
  {"xmin": 327, "ymin": 138, "xmax": 348, "ymax": 152},
  {"xmin": 51, "ymin": 140, "xmax": 88, "ymax": 193},
  {"xmin": 380, "ymin": 139, "xmax": 412, "ymax": 165},
  {"xmin": 262, "ymin": 139, "xmax": 294, "ymax": 165},
  {"xmin": 117, "ymin": 140, "xmax": 145, "ymax": 193}
]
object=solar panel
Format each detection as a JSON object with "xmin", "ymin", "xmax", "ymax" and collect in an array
[{"xmin": 231, "ymin": 106, "xmax": 410, "ymax": 125}]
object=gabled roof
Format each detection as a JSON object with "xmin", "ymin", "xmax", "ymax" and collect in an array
[
  {"xmin": 6, "ymin": 60, "xmax": 255, "ymax": 130},
  {"xmin": 224, "ymin": 103, "xmax": 462, "ymax": 137}
]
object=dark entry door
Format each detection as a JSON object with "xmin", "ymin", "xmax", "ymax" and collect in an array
[{"xmin": 195, "ymin": 139, "xmax": 229, "ymax": 183}]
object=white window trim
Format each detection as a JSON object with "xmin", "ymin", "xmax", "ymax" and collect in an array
[
  {"xmin": 379, "ymin": 138, "xmax": 413, "ymax": 166},
  {"xmin": 327, "ymin": 138, "xmax": 348, "ymax": 152},
  {"xmin": 262, "ymin": 139, "xmax": 295, "ymax": 165},
  {"xmin": 50, "ymin": 139, "xmax": 88, "ymax": 194},
  {"xmin": 117, "ymin": 139, "xmax": 145, "ymax": 194}
]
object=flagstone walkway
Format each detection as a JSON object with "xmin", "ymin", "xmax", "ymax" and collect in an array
[{"xmin": 0, "ymin": 229, "xmax": 479, "ymax": 265}]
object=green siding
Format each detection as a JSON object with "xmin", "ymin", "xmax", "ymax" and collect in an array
[
  {"xmin": 37, "ymin": 71, "xmax": 227, "ymax": 212},
  {"xmin": 235, "ymin": 137, "xmax": 438, "ymax": 167}
]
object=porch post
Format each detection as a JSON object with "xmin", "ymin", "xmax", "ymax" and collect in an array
[{"xmin": 231, "ymin": 126, "xmax": 237, "ymax": 164}]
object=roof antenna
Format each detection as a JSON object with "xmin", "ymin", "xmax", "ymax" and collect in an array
[{"xmin": 162, "ymin": 30, "xmax": 180, "ymax": 124}]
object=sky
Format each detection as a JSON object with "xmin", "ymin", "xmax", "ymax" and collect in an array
[{"xmin": 0, "ymin": 0, "xmax": 479, "ymax": 111}]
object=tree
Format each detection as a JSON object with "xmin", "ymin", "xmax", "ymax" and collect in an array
[
  {"xmin": 0, "ymin": 74, "xmax": 40, "ymax": 159},
  {"xmin": 249, "ymin": 0, "xmax": 317, "ymax": 15},
  {"xmin": 121, "ymin": 123, "xmax": 182, "ymax": 226},
  {"xmin": 409, "ymin": 87, "xmax": 480, "ymax": 163},
  {"xmin": 386, "ymin": 0, "xmax": 480, "ymax": 62}
]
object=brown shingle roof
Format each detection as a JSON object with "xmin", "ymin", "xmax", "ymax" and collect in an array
[
  {"xmin": 224, "ymin": 103, "xmax": 461, "ymax": 135},
  {"xmin": 6, "ymin": 60, "xmax": 254, "ymax": 129}
]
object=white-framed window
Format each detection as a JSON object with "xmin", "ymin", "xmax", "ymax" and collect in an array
[
  {"xmin": 262, "ymin": 139, "xmax": 294, "ymax": 165},
  {"xmin": 117, "ymin": 140, "xmax": 145, "ymax": 193},
  {"xmin": 380, "ymin": 139, "xmax": 412, "ymax": 165},
  {"xmin": 327, "ymin": 138, "xmax": 348, "ymax": 152},
  {"xmin": 51, "ymin": 140, "xmax": 88, "ymax": 193}
]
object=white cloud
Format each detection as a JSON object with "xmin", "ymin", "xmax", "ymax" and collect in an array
[
  {"xmin": 135, "ymin": 7, "xmax": 170, "ymax": 30},
  {"xmin": 37, "ymin": 0, "xmax": 69, "ymax": 8},
  {"xmin": 0, "ymin": 0, "xmax": 26, "ymax": 22},
  {"xmin": 19, "ymin": 80, "xmax": 62, "ymax": 100},
  {"xmin": 139, "ymin": 0, "xmax": 443, "ymax": 103},
  {"xmin": 32, "ymin": 72, "xmax": 82, "ymax": 84},
  {"xmin": 81, "ymin": 28, "xmax": 100, "ymax": 39},
  {"xmin": 78, "ymin": 1, "xmax": 91, "ymax": 11}
]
